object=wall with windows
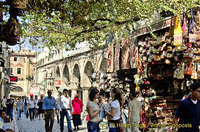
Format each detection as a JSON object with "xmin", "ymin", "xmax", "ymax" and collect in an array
[{"xmin": 10, "ymin": 50, "xmax": 37, "ymax": 95}]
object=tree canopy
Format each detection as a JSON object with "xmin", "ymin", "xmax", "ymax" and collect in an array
[{"xmin": 19, "ymin": 0, "xmax": 200, "ymax": 50}]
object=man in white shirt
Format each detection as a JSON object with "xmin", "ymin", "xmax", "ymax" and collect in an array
[
  {"xmin": 28, "ymin": 95, "xmax": 35, "ymax": 121},
  {"xmin": 57, "ymin": 89, "xmax": 73, "ymax": 132}
]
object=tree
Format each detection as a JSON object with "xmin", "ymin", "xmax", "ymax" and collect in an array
[{"xmin": 20, "ymin": 0, "xmax": 200, "ymax": 49}]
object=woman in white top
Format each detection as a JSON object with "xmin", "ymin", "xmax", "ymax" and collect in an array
[
  {"xmin": 104, "ymin": 88, "xmax": 123, "ymax": 132},
  {"xmin": 87, "ymin": 88, "xmax": 102, "ymax": 132}
]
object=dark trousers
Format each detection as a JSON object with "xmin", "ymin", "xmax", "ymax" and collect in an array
[
  {"xmin": 29, "ymin": 108, "xmax": 35, "ymax": 120},
  {"xmin": 45, "ymin": 110, "xmax": 54, "ymax": 132},
  {"xmin": 60, "ymin": 109, "xmax": 72, "ymax": 132}
]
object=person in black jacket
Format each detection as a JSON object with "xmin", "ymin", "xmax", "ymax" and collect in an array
[{"xmin": 6, "ymin": 95, "xmax": 14, "ymax": 121}]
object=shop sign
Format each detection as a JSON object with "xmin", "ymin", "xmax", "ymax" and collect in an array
[
  {"xmin": 134, "ymin": 18, "xmax": 171, "ymax": 37},
  {"xmin": 9, "ymin": 76, "xmax": 18, "ymax": 82},
  {"xmin": 55, "ymin": 80, "xmax": 61, "ymax": 86}
]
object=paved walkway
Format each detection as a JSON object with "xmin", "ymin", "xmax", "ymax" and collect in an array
[{"xmin": 14, "ymin": 111, "xmax": 88, "ymax": 132}]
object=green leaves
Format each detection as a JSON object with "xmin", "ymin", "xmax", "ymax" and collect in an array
[{"xmin": 18, "ymin": 0, "xmax": 200, "ymax": 49}]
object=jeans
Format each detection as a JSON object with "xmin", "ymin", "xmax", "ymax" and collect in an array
[
  {"xmin": 56, "ymin": 110, "xmax": 59, "ymax": 123},
  {"xmin": 17, "ymin": 108, "xmax": 22, "ymax": 119},
  {"xmin": 60, "ymin": 109, "xmax": 72, "ymax": 132},
  {"xmin": 7, "ymin": 108, "xmax": 13, "ymax": 120},
  {"xmin": 87, "ymin": 121, "xmax": 100, "ymax": 132},
  {"xmin": 29, "ymin": 108, "xmax": 35, "ymax": 120},
  {"xmin": 45, "ymin": 110, "xmax": 54, "ymax": 132},
  {"xmin": 34, "ymin": 108, "xmax": 38, "ymax": 118}
]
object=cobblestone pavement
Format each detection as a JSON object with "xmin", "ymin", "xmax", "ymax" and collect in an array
[{"xmin": 14, "ymin": 111, "xmax": 88, "ymax": 132}]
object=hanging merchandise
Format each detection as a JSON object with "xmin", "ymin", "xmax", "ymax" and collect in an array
[
  {"xmin": 107, "ymin": 43, "xmax": 114, "ymax": 72},
  {"xmin": 121, "ymin": 38, "xmax": 131, "ymax": 69},
  {"xmin": 195, "ymin": 10, "xmax": 200, "ymax": 41},
  {"xmin": 191, "ymin": 63, "xmax": 198, "ymax": 79},
  {"xmin": 137, "ymin": 54, "xmax": 144, "ymax": 74},
  {"xmin": 12, "ymin": 0, "xmax": 27, "ymax": 9},
  {"xmin": 184, "ymin": 62, "xmax": 193, "ymax": 75},
  {"xmin": 114, "ymin": 41, "xmax": 120, "ymax": 71},
  {"xmin": 182, "ymin": 13, "xmax": 188, "ymax": 37},
  {"xmin": 130, "ymin": 43, "xmax": 138, "ymax": 69},
  {"xmin": 173, "ymin": 13, "xmax": 183, "ymax": 47},
  {"xmin": 3, "ymin": 15, "xmax": 20, "ymax": 45},
  {"xmin": 189, "ymin": 9, "xmax": 196, "ymax": 43},
  {"xmin": 177, "ymin": 62, "xmax": 185, "ymax": 79}
]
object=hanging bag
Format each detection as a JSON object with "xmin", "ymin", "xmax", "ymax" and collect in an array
[
  {"xmin": 184, "ymin": 62, "xmax": 193, "ymax": 75},
  {"xmin": 177, "ymin": 63, "xmax": 185, "ymax": 79},
  {"xmin": 189, "ymin": 9, "xmax": 196, "ymax": 43},
  {"xmin": 195, "ymin": 10, "xmax": 200, "ymax": 41},
  {"xmin": 173, "ymin": 13, "xmax": 183, "ymax": 47},
  {"xmin": 182, "ymin": 13, "xmax": 188, "ymax": 37}
]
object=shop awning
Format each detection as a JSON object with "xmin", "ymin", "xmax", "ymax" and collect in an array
[
  {"xmin": 58, "ymin": 86, "xmax": 71, "ymax": 93},
  {"xmin": 9, "ymin": 91, "xmax": 26, "ymax": 97}
]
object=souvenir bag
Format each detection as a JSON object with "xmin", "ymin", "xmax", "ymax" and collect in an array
[
  {"xmin": 189, "ymin": 9, "xmax": 196, "ymax": 43},
  {"xmin": 184, "ymin": 62, "xmax": 193, "ymax": 75},
  {"xmin": 195, "ymin": 10, "xmax": 200, "ymax": 41},
  {"xmin": 182, "ymin": 13, "xmax": 188, "ymax": 37},
  {"xmin": 193, "ymin": 55, "xmax": 200, "ymax": 61},
  {"xmin": 4, "ymin": 15, "xmax": 20, "ymax": 45},
  {"xmin": 191, "ymin": 63, "xmax": 198, "ymax": 79},
  {"xmin": 197, "ymin": 63, "xmax": 200, "ymax": 79},
  {"xmin": 137, "ymin": 54, "xmax": 144, "ymax": 74},
  {"xmin": 177, "ymin": 63, "xmax": 185, "ymax": 79},
  {"xmin": 173, "ymin": 13, "xmax": 183, "ymax": 47}
]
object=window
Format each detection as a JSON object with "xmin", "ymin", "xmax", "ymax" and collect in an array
[
  {"xmin": 17, "ymin": 68, "xmax": 21, "ymax": 74},
  {"xmin": 14, "ymin": 57, "xmax": 17, "ymax": 61},
  {"xmin": 9, "ymin": 68, "xmax": 13, "ymax": 74}
]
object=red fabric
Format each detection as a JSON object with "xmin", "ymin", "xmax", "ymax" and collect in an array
[{"xmin": 72, "ymin": 97, "xmax": 83, "ymax": 115}]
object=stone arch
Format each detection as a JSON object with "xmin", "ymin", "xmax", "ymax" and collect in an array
[
  {"xmin": 55, "ymin": 66, "xmax": 61, "ymax": 77},
  {"xmin": 99, "ymin": 58, "xmax": 107, "ymax": 73},
  {"xmin": 63, "ymin": 64, "xmax": 70, "ymax": 85},
  {"xmin": 84, "ymin": 61, "xmax": 94, "ymax": 79},
  {"xmin": 73, "ymin": 64, "xmax": 80, "ymax": 80}
]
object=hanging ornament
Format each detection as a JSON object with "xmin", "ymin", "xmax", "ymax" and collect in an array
[{"xmin": 3, "ymin": 15, "xmax": 20, "ymax": 45}]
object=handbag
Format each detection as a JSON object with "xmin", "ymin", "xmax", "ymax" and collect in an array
[
  {"xmin": 195, "ymin": 10, "xmax": 200, "ymax": 41},
  {"xmin": 189, "ymin": 9, "xmax": 196, "ymax": 43},
  {"xmin": 173, "ymin": 13, "xmax": 183, "ymax": 47},
  {"xmin": 177, "ymin": 63, "xmax": 185, "ymax": 79},
  {"xmin": 182, "ymin": 13, "xmax": 188, "ymax": 37},
  {"xmin": 191, "ymin": 64, "xmax": 198, "ymax": 79},
  {"xmin": 184, "ymin": 62, "xmax": 193, "ymax": 75}
]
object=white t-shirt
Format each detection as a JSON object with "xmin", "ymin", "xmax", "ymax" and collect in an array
[
  {"xmin": 191, "ymin": 99, "xmax": 198, "ymax": 104},
  {"xmin": 2, "ymin": 99, "xmax": 6, "ymax": 107},
  {"xmin": 34, "ymin": 99, "xmax": 39, "ymax": 108},
  {"xmin": 28, "ymin": 99, "xmax": 35, "ymax": 109},
  {"xmin": 86, "ymin": 100, "xmax": 100, "ymax": 122},
  {"xmin": 110, "ymin": 100, "xmax": 120, "ymax": 120}
]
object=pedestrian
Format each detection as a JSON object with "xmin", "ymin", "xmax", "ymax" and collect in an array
[
  {"xmin": 16, "ymin": 97, "xmax": 23, "ymax": 120},
  {"xmin": 34, "ymin": 95, "xmax": 39, "ymax": 119},
  {"xmin": 28, "ymin": 95, "xmax": 35, "ymax": 121},
  {"xmin": 98, "ymin": 94, "xmax": 106, "ymax": 119},
  {"xmin": 57, "ymin": 89, "xmax": 73, "ymax": 132},
  {"xmin": 2, "ymin": 96, "xmax": 7, "ymax": 112},
  {"xmin": 56, "ymin": 93, "xmax": 61, "ymax": 124},
  {"xmin": 87, "ymin": 88, "xmax": 102, "ymax": 132},
  {"xmin": 104, "ymin": 88, "xmax": 123, "ymax": 132},
  {"xmin": 6, "ymin": 95, "xmax": 14, "ymax": 121},
  {"xmin": 128, "ymin": 92, "xmax": 142, "ymax": 132},
  {"xmin": 0, "ymin": 110, "xmax": 14, "ymax": 132},
  {"xmin": 43, "ymin": 90, "xmax": 57, "ymax": 132},
  {"xmin": 72, "ymin": 93, "xmax": 83, "ymax": 131},
  {"xmin": 174, "ymin": 82, "xmax": 200, "ymax": 132},
  {"xmin": 23, "ymin": 96, "xmax": 29, "ymax": 118},
  {"xmin": 38, "ymin": 95, "xmax": 44, "ymax": 120}
]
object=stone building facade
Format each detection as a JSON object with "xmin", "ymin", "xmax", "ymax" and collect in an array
[
  {"xmin": 9, "ymin": 49, "xmax": 37, "ymax": 96},
  {"xmin": 36, "ymin": 45, "xmax": 108, "ymax": 109}
]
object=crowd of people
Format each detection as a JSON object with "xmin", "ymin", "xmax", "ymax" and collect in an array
[{"xmin": 0, "ymin": 82, "xmax": 199, "ymax": 132}]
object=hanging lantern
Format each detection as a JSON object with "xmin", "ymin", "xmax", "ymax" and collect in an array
[
  {"xmin": 12, "ymin": 0, "xmax": 27, "ymax": 9},
  {"xmin": 3, "ymin": 16, "xmax": 20, "ymax": 45}
]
